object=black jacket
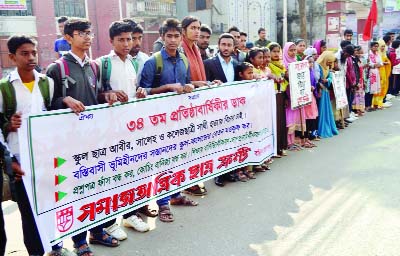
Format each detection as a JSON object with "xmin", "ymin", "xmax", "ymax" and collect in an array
[
  {"xmin": 203, "ymin": 56, "xmax": 238, "ymax": 83},
  {"xmin": 47, "ymin": 53, "xmax": 99, "ymax": 110}
]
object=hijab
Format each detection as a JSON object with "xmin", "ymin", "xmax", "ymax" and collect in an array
[
  {"xmin": 283, "ymin": 42, "xmax": 296, "ymax": 69},
  {"xmin": 316, "ymin": 51, "xmax": 336, "ymax": 79},
  {"xmin": 313, "ymin": 40, "xmax": 323, "ymax": 56}
]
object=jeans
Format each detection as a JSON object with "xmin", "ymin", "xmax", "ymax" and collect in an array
[
  {"xmin": 156, "ymin": 192, "xmax": 181, "ymax": 207},
  {"xmin": 347, "ymin": 88, "xmax": 354, "ymax": 113},
  {"xmin": 15, "ymin": 181, "xmax": 44, "ymax": 255},
  {"xmin": 1, "ymin": 172, "xmax": 6, "ymax": 256}
]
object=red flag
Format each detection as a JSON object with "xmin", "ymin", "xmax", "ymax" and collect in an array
[{"xmin": 362, "ymin": 0, "xmax": 378, "ymax": 41}]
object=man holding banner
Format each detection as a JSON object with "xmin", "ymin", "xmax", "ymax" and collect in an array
[{"xmin": 140, "ymin": 18, "xmax": 198, "ymax": 223}]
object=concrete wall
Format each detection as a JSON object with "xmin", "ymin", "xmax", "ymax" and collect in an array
[
  {"xmin": 189, "ymin": 9, "xmax": 211, "ymax": 26},
  {"xmin": 87, "ymin": 0, "xmax": 121, "ymax": 58},
  {"xmin": 32, "ymin": 0, "xmax": 58, "ymax": 69},
  {"xmin": 0, "ymin": 16, "xmax": 37, "ymax": 36}
]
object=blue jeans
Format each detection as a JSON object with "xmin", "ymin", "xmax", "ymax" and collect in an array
[
  {"xmin": 156, "ymin": 192, "xmax": 181, "ymax": 207},
  {"xmin": 71, "ymin": 219, "xmax": 115, "ymax": 248}
]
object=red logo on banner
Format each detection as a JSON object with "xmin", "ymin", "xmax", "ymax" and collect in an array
[{"xmin": 56, "ymin": 206, "xmax": 74, "ymax": 232}]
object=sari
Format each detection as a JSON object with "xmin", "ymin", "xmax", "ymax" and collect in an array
[
  {"xmin": 372, "ymin": 40, "xmax": 391, "ymax": 107},
  {"xmin": 316, "ymin": 51, "xmax": 339, "ymax": 138}
]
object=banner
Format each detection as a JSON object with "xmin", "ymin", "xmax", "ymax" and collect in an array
[
  {"xmin": 331, "ymin": 71, "xmax": 348, "ymax": 109},
  {"xmin": 19, "ymin": 80, "xmax": 277, "ymax": 250},
  {"xmin": 0, "ymin": 0, "xmax": 27, "ymax": 10},
  {"xmin": 384, "ymin": 0, "xmax": 400, "ymax": 12},
  {"xmin": 288, "ymin": 60, "xmax": 312, "ymax": 110}
]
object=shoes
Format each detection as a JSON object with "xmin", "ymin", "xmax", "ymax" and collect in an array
[
  {"xmin": 123, "ymin": 215, "xmax": 150, "ymax": 232},
  {"xmin": 350, "ymin": 112, "xmax": 359, "ymax": 118},
  {"xmin": 104, "ymin": 223, "xmax": 128, "ymax": 240},
  {"xmin": 386, "ymin": 94, "xmax": 395, "ymax": 100},
  {"xmin": 345, "ymin": 117, "xmax": 357, "ymax": 122},
  {"xmin": 47, "ymin": 248, "xmax": 77, "ymax": 256},
  {"xmin": 225, "ymin": 172, "xmax": 237, "ymax": 182},
  {"xmin": 183, "ymin": 185, "xmax": 207, "ymax": 196},
  {"xmin": 214, "ymin": 176, "xmax": 225, "ymax": 187},
  {"xmin": 383, "ymin": 102, "xmax": 392, "ymax": 108}
]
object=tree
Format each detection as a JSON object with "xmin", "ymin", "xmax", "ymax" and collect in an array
[{"xmin": 298, "ymin": 0, "xmax": 307, "ymax": 41}]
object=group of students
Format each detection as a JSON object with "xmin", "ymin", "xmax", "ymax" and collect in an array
[{"xmin": 0, "ymin": 15, "xmax": 399, "ymax": 256}]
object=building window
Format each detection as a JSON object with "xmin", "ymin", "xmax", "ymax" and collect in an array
[
  {"xmin": 54, "ymin": 0, "xmax": 86, "ymax": 18},
  {"xmin": 195, "ymin": 0, "xmax": 206, "ymax": 10},
  {"xmin": 0, "ymin": 0, "xmax": 33, "ymax": 16}
]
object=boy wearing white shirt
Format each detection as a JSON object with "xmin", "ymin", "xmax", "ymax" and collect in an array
[
  {"xmin": 0, "ymin": 35, "xmax": 54, "ymax": 256},
  {"xmin": 99, "ymin": 20, "xmax": 149, "ymax": 241},
  {"xmin": 97, "ymin": 20, "xmax": 146, "ymax": 100}
]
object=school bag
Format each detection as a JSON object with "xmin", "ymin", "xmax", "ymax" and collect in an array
[
  {"xmin": 0, "ymin": 76, "xmax": 50, "ymax": 139},
  {"xmin": 0, "ymin": 76, "xmax": 50, "ymax": 202},
  {"xmin": 99, "ymin": 56, "xmax": 139, "ymax": 91},
  {"xmin": 55, "ymin": 57, "xmax": 99, "ymax": 97},
  {"xmin": 152, "ymin": 51, "xmax": 189, "ymax": 87}
]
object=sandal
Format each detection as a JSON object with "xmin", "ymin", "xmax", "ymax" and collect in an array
[
  {"xmin": 73, "ymin": 244, "xmax": 93, "ymax": 256},
  {"xmin": 89, "ymin": 231, "xmax": 120, "ymax": 247},
  {"xmin": 236, "ymin": 169, "xmax": 249, "ymax": 182},
  {"xmin": 137, "ymin": 205, "xmax": 158, "ymax": 217},
  {"xmin": 253, "ymin": 165, "xmax": 266, "ymax": 172},
  {"xmin": 170, "ymin": 196, "xmax": 198, "ymax": 206},
  {"xmin": 287, "ymin": 145, "xmax": 300, "ymax": 151},
  {"xmin": 245, "ymin": 170, "xmax": 256, "ymax": 179},
  {"xmin": 261, "ymin": 163, "xmax": 271, "ymax": 170},
  {"xmin": 158, "ymin": 205, "xmax": 174, "ymax": 222}
]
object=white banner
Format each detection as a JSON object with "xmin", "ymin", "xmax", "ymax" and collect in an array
[
  {"xmin": 331, "ymin": 71, "xmax": 348, "ymax": 109},
  {"xmin": 19, "ymin": 80, "xmax": 277, "ymax": 250},
  {"xmin": 288, "ymin": 60, "xmax": 312, "ymax": 110},
  {"xmin": 0, "ymin": 0, "xmax": 27, "ymax": 10}
]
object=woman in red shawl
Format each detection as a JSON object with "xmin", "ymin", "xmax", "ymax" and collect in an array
[{"xmin": 181, "ymin": 16, "xmax": 221, "ymax": 88}]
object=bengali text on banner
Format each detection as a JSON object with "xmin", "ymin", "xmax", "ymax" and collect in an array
[{"xmin": 19, "ymin": 79, "xmax": 277, "ymax": 250}]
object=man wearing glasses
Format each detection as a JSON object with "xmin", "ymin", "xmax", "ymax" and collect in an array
[{"xmin": 47, "ymin": 18, "xmax": 120, "ymax": 256}]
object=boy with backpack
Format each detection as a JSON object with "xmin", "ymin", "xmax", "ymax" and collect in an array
[
  {"xmin": 97, "ymin": 20, "xmax": 149, "ymax": 240},
  {"xmin": 0, "ymin": 35, "xmax": 54, "ymax": 255},
  {"xmin": 140, "ymin": 18, "xmax": 198, "ymax": 223},
  {"xmin": 46, "ymin": 18, "xmax": 120, "ymax": 256}
]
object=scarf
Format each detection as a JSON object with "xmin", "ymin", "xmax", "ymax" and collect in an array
[
  {"xmin": 378, "ymin": 39, "xmax": 387, "ymax": 59},
  {"xmin": 316, "ymin": 51, "xmax": 335, "ymax": 79},
  {"xmin": 313, "ymin": 40, "xmax": 322, "ymax": 56},
  {"xmin": 181, "ymin": 37, "xmax": 206, "ymax": 81},
  {"xmin": 283, "ymin": 42, "xmax": 297, "ymax": 69},
  {"xmin": 269, "ymin": 60, "xmax": 288, "ymax": 91}
]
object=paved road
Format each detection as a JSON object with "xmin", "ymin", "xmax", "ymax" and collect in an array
[{"xmin": 4, "ymin": 98, "xmax": 400, "ymax": 256}]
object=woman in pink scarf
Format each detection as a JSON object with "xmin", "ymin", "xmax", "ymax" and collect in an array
[
  {"xmin": 312, "ymin": 39, "xmax": 327, "ymax": 58},
  {"xmin": 283, "ymin": 42, "xmax": 308, "ymax": 150}
]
